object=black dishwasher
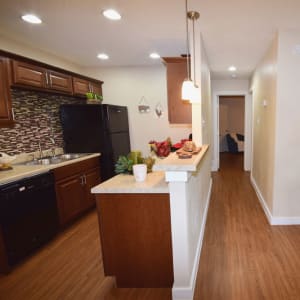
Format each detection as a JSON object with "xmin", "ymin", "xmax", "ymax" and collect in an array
[{"xmin": 0, "ymin": 171, "xmax": 58, "ymax": 267}]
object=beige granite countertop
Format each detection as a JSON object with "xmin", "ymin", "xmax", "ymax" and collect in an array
[
  {"xmin": 91, "ymin": 171, "xmax": 168, "ymax": 194},
  {"xmin": 0, "ymin": 153, "xmax": 100, "ymax": 185},
  {"xmin": 152, "ymin": 144, "xmax": 209, "ymax": 172}
]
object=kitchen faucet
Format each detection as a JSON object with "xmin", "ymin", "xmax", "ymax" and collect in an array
[
  {"xmin": 49, "ymin": 137, "xmax": 56, "ymax": 157},
  {"xmin": 38, "ymin": 141, "xmax": 43, "ymax": 159}
]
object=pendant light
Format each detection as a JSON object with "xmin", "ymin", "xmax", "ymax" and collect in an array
[
  {"xmin": 181, "ymin": 0, "xmax": 194, "ymax": 100},
  {"xmin": 188, "ymin": 10, "xmax": 200, "ymax": 103}
]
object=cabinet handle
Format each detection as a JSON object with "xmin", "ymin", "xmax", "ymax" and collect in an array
[
  {"xmin": 45, "ymin": 73, "xmax": 49, "ymax": 86},
  {"xmin": 84, "ymin": 174, "xmax": 87, "ymax": 185},
  {"xmin": 89, "ymin": 83, "xmax": 93, "ymax": 93},
  {"xmin": 80, "ymin": 175, "xmax": 84, "ymax": 185},
  {"xmin": 11, "ymin": 108, "xmax": 15, "ymax": 120},
  {"xmin": 49, "ymin": 73, "xmax": 53, "ymax": 87}
]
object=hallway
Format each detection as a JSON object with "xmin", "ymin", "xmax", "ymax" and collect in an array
[{"xmin": 194, "ymin": 153, "xmax": 300, "ymax": 300}]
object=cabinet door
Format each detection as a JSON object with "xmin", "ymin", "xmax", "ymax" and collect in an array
[
  {"xmin": 90, "ymin": 81, "xmax": 102, "ymax": 96},
  {"xmin": 12, "ymin": 60, "xmax": 46, "ymax": 88},
  {"xmin": 162, "ymin": 57, "xmax": 192, "ymax": 124},
  {"xmin": 48, "ymin": 70, "xmax": 73, "ymax": 94},
  {"xmin": 72, "ymin": 77, "xmax": 90, "ymax": 97},
  {"xmin": 0, "ymin": 57, "xmax": 13, "ymax": 125},
  {"xmin": 83, "ymin": 168, "xmax": 101, "ymax": 210},
  {"xmin": 55, "ymin": 175, "xmax": 85, "ymax": 226}
]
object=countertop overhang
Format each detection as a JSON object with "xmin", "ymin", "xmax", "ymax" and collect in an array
[
  {"xmin": 0, "ymin": 153, "xmax": 101, "ymax": 185},
  {"xmin": 91, "ymin": 171, "xmax": 168, "ymax": 194}
]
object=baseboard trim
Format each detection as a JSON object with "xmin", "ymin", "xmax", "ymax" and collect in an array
[
  {"xmin": 172, "ymin": 178, "xmax": 213, "ymax": 300},
  {"xmin": 250, "ymin": 175, "xmax": 300, "ymax": 225},
  {"xmin": 250, "ymin": 174, "xmax": 273, "ymax": 224}
]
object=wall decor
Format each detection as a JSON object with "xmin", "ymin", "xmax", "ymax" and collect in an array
[
  {"xmin": 155, "ymin": 102, "xmax": 163, "ymax": 118},
  {"xmin": 138, "ymin": 96, "xmax": 150, "ymax": 113}
]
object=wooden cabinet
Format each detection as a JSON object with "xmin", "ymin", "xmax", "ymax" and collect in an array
[
  {"xmin": 12, "ymin": 60, "xmax": 73, "ymax": 94},
  {"xmin": 96, "ymin": 193, "xmax": 174, "ymax": 288},
  {"xmin": 73, "ymin": 77, "xmax": 103, "ymax": 97},
  {"xmin": 0, "ymin": 56, "xmax": 14, "ymax": 126},
  {"xmin": 162, "ymin": 57, "xmax": 192, "ymax": 124},
  {"xmin": 54, "ymin": 157, "xmax": 101, "ymax": 226}
]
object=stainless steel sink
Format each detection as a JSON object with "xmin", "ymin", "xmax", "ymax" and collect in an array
[{"xmin": 21, "ymin": 153, "xmax": 90, "ymax": 166}]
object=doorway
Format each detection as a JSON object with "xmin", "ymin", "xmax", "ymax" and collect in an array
[
  {"xmin": 212, "ymin": 91, "xmax": 252, "ymax": 172},
  {"xmin": 219, "ymin": 96, "xmax": 245, "ymax": 169}
]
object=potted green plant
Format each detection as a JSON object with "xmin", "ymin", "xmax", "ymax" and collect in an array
[{"xmin": 86, "ymin": 92, "xmax": 103, "ymax": 104}]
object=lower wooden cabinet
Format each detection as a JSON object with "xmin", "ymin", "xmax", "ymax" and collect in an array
[
  {"xmin": 54, "ymin": 157, "xmax": 101, "ymax": 226},
  {"xmin": 96, "ymin": 193, "xmax": 174, "ymax": 288}
]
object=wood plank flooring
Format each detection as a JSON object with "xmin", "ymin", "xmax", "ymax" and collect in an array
[
  {"xmin": 194, "ymin": 153, "xmax": 300, "ymax": 300},
  {"xmin": 0, "ymin": 211, "xmax": 108, "ymax": 300},
  {"xmin": 0, "ymin": 153, "xmax": 299, "ymax": 299}
]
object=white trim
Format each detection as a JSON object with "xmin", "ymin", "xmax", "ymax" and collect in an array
[
  {"xmin": 250, "ymin": 174, "xmax": 273, "ymax": 224},
  {"xmin": 251, "ymin": 175, "xmax": 300, "ymax": 225},
  {"xmin": 212, "ymin": 91, "xmax": 252, "ymax": 172},
  {"xmin": 271, "ymin": 217, "xmax": 300, "ymax": 226},
  {"xmin": 172, "ymin": 178, "xmax": 212, "ymax": 300}
]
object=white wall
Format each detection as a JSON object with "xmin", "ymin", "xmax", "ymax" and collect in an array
[
  {"xmin": 251, "ymin": 30, "xmax": 300, "ymax": 223},
  {"xmin": 0, "ymin": 33, "xmax": 82, "ymax": 73},
  {"xmin": 273, "ymin": 30, "xmax": 300, "ymax": 218},
  {"xmin": 82, "ymin": 66, "xmax": 191, "ymax": 156}
]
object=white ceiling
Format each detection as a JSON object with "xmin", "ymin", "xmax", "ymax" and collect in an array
[{"xmin": 0, "ymin": 0, "xmax": 300, "ymax": 79}]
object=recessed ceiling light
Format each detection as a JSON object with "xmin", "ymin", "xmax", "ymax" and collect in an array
[
  {"xmin": 102, "ymin": 9, "xmax": 121, "ymax": 20},
  {"xmin": 149, "ymin": 53, "xmax": 160, "ymax": 59},
  {"xmin": 228, "ymin": 66, "xmax": 237, "ymax": 72},
  {"xmin": 21, "ymin": 14, "xmax": 42, "ymax": 24},
  {"xmin": 97, "ymin": 53, "xmax": 109, "ymax": 60}
]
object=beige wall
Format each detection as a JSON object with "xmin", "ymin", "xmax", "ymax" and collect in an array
[
  {"xmin": 251, "ymin": 35, "xmax": 278, "ymax": 214},
  {"xmin": 272, "ymin": 30, "xmax": 300, "ymax": 217},
  {"xmin": 0, "ymin": 33, "xmax": 82, "ymax": 73},
  {"xmin": 82, "ymin": 65, "xmax": 191, "ymax": 156},
  {"xmin": 219, "ymin": 96, "xmax": 245, "ymax": 134},
  {"xmin": 252, "ymin": 30, "xmax": 300, "ymax": 219}
]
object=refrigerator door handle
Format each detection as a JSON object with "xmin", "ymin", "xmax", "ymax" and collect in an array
[{"xmin": 106, "ymin": 106, "xmax": 110, "ymax": 121}]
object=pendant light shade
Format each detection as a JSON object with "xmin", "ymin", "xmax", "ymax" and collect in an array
[{"xmin": 182, "ymin": 79, "xmax": 194, "ymax": 100}]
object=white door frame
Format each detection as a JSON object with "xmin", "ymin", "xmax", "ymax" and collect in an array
[{"xmin": 212, "ymin": 90, "xmax": 252, "ymax": 171}]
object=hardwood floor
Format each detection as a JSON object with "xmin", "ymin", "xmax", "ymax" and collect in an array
[
  {"xmin": 194, "ymin": 153, "xmax": 300, "ymax": 300},
  {"xmin": 1, "ymin": 153, "xmax": 299, "ymax": 299},
  {"xmin": 0, "ymin": 211, "xmax": 108, "ymax": 300}
]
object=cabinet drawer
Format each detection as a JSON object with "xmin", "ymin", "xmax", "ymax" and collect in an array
[{"xmin": 53, "ymin": 157, "xmax": 100, "ymax": 181}]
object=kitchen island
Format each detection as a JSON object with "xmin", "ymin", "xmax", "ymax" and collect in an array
[
  {"xmin": 91, "ymin": 171, "xmax": 173, "ymax": 288},
  {"xmin": 92, "ymin": 145, "xmax": 212, "ymax": 300}
]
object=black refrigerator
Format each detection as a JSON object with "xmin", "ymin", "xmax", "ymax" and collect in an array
[{"xmin": 60, "ymin": 104, "xmax": 131, "ymax": 181}]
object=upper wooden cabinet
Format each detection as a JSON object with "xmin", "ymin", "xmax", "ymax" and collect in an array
[
  {"xmin": 47, "ymin": 70, "xmax": 73, "ymax": 93},
  {"xmin": 162, "ymin": 57, "xmax": 192, "ymax": 124},
  {"xmin": 73, "ymin": 77, "xmax": 103, "ymax": 97},
  {"xmin": 0, "ymin": 56, "xmax": 14, "ymax": 126},
  {"xmin": 12, "ymin": 60, "xmax": 73, "ymax": 94}
]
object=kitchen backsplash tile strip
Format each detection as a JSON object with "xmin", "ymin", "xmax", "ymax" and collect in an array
[{"xmin": 0, "ymin": 89, "xmax": 83, "ymax": 155}]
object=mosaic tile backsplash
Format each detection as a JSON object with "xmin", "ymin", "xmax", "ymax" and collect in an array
[{"xmin": 0, "ymin": 89, "xmax": 83, "ymax": 155}]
